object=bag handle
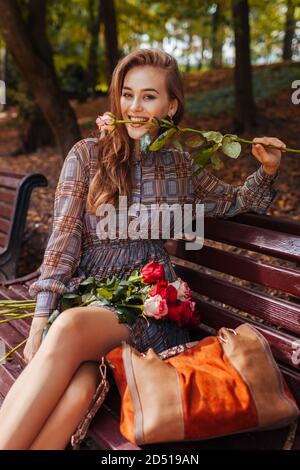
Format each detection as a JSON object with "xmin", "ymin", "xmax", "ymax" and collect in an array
[{"xmin": 70, "ymin": 357, "xmax": 110, "ymax": 450}]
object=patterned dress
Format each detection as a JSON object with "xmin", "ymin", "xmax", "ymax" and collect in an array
[{"xmin": 29, "ymin": 138, "xmax": 278, "ymax": 353}]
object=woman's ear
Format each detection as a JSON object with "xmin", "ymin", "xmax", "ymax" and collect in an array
[{"xmin": 168, "ymin": 99, "xmax": 178, "ymax": 118}]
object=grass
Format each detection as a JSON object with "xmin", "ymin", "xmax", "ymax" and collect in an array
[{"xmin": 186, "ymin": 63, "xmax": 300, "ymax": 118}]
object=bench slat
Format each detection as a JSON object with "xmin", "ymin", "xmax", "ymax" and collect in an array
[
  {"xmin": 233, "ymin": 213, "xmax": 300, "ymax": 237},
  {"xmin": 89, "ymin": 406, "xmax": 141, "ymax": 451},
  {"xmin": 6, "ymin": 284, "xmax": 32, "ymax": 300},
  {"xmin": 173, "ymin": 262, "xmax": 300, "ymax": 334},
  {"xmin": 0, "ymin": 218, "xmax": 11, "ymax": 235},
  {"xmin": 0, "ymin": 189, "xmax": 16, "ymax": 204},
  {"xmin": 0, "ymin": 202, "xmax": 13, "ymax": 219},
  {"xmin": 0, "ymin": 175, "xmax": 21, "ymax": 190},
  {"xmin": 166, "ymin": 241, "xmax": 300, "ymax": 297},
  {"xmin": 0, "ymin": 233, "xmax": 6, "ymax": 249},
  {"xmin": 203, "ymin": 219, "xmax": 300, "ymax": 263}
]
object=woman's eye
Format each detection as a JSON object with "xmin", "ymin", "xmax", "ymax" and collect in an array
[{"xmin": 121, "ymin": 93, "xmax": 156, "ymax": 100}]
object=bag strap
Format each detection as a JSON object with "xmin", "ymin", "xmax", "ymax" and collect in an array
[
  {"xmin": 282, "ymin": 418, "xmax": 298, "ymax": 450},
  {"xmin": 70, "ymin": 357, "xmax": 110, "ymax": 450}
]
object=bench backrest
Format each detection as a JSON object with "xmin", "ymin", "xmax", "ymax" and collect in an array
[
  {"xmin": 0, "ymin": 169, "xmax": 48, "ymax": 281},
  {"xmin": 165, "ymin": 213, "xmax": 300, "ymax": 404}
]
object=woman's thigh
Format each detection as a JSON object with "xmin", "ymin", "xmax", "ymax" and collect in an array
[{"xmin": 42, "ymin": 306, "xmax": 131, "ymax": 363}]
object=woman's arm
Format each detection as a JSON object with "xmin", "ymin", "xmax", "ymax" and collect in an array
[
  {"xmin": 192, "ymin": 164, "xmax": 279, "ymax": 218},
  {"xmin": 28, "ymin": 141, "xmax": 89, "ymax": 317}
]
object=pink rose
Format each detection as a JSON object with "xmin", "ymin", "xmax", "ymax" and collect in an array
[
  {"xmin": 144, "ymin": 294, "xmax": 168, "ymax": 320},
  {"xmin": 96, "ymin": 112, "xmax": 116, "ymax": 131},
  {"xmin": 141, "ymin": 260, "xmax": 165, "ymax": 284},
  {"xmin": 169, "ymin": 277, "xmax": 192, "ymax": 301}
]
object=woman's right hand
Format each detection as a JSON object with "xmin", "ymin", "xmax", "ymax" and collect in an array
[{"xmin": 23, "ymin": 316, "xmax": 49, "ymax": 364}]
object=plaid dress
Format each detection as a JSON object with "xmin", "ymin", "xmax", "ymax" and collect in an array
[{"xmin": 29, "ymin": 138, "xmax": 278, "ymax": 353}]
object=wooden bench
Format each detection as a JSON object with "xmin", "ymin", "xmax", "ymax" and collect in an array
[
  {"xmin": 0, "ymin": 169, "xmax": 48, "ymax": 281},
  {"xmin": 0, "ymin": 213, "xmax": 299, "ymax": 450}
]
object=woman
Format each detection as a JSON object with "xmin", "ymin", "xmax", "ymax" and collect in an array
[{"xmin": 0, "ymin": 49, "xmax": 285, "ymax": 450}]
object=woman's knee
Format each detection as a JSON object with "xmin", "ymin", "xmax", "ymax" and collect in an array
[
  {"xmin": 43, "ymin": 305, "xmax": 130, "ymax": 362},
  {"xmin": 41, "ymin": 307, "xmax": 86, "ymax": 354},
  {"xmin": 64, "ymin": 362, "xmax": 100, "ymax": 408}
]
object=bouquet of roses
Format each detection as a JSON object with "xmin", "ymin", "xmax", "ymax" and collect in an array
[
  {"xmin": 48, "ymin": 260, "xmax": 200, "ymax": 332},
  {"xmin": 0, "ymin": 261, "xmax": 200, "ymax": 362}
]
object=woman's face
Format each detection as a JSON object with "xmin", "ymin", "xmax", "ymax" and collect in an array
[{"xmin": 120, "ymin": 65, "xmax": 178, "ymax": 141}]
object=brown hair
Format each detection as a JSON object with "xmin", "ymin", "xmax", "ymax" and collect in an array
[{"xmin": 86, "ymin": 48, "xmax": 185, "ymax": 215}]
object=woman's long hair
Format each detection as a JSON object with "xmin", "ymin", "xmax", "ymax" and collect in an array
[{"xmin": 86, "ymin": 48, "xmax": 185, "ymax": 215}]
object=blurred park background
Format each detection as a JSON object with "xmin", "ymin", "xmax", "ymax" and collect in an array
[{"xmin": 0, "ymin": 0, "xmax": 299, "ymax": 279}]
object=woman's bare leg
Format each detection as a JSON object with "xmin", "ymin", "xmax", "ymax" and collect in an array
[
  {"xmin": 0, "ymin": 307, "xmax": 130, "ymax": 449},
  {"xmin": 29, "ymin": 361, "xmax": 100, "ymax": 450}
]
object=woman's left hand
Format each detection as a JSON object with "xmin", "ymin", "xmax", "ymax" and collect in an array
[{"xmin": 251, "ymin": 136, "xmax": 286, "ymax": 175}]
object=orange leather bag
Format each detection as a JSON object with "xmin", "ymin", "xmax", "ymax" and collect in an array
[{"xmin": 106, "ymin": 324, "xmax": 299, "ymax": 446}]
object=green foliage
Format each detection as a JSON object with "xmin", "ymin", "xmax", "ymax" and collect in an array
[{"xmin": 186, "ymin": 63, "xmax": 300, "ymax": 118}]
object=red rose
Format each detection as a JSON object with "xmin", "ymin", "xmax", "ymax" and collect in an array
[
  {"xmin": 149, "ymin": 281, "xmax": 177, "ymax": 304},
  {"xmin": 150, "ymin": 280, "xmax": 168, "ymax": 296},
  {"xmin": 141, "ymin": 260, "xmax": 165, "ymax": 284},
  {"xmin": 167, "ymin": 300, "xmax": 200, "ymax": 327}
]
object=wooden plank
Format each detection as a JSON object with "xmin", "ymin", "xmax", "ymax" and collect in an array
[
  {"xmin": 6, "ymin": 284, "xmax": 32, "ymax": 300},
  {"xmin": 233, "ymin": 213, "xmax": 300, "ymax": 237},
  {"xmin": 0, "ymin": 233, "xmax": 7, "ymax": 249},
  {"xmin": 0, "ymin": 270, "xmax": 40, "ymax": 287},
  {"xmin": 0, "ymin": 202, "xmax": 13, "ymax": 219},
  {"xmin": 166, "ymin": 241, "xmax": 300, "ymax": 297},
  {"xmin": 203, "ymin": 218, "xmax": 300, "ymax": 263},
  {"xmin": 0, "ymin": 189, "xmax": 15, "ymax": 205},
  {"xmin": 0, "ymin": 170, "xmax": 26, "ymax": 179},
  {"xmin": 89, "ymin": 406, "xmax": 141, "ymax": 451},
  {"xmin": 173, "ymin": 262, "xmax": 300, "ymax": 334},
  {"xmin": 0, "ymin": 322, "xmax": 26, "ymax": 366},
  {"xmin": 0, "ymin": 218, "xmax": 11, "ymax": 235},
  {"xmin": 0, "ymin": 175, "xmax": 21, "ymax": 190}
]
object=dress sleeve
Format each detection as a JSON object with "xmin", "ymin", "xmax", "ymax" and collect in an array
[
  {"xmin": 192, "ymin": 162, "xmax": 279, "ymax": 218},
  {"xmin": 29, "ymin": 142, "xmax": 89, "ymax": 316}
]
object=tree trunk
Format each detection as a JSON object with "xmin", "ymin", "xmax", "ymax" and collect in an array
[
  {"xmin": 0, "ymin": 45, "xmax": 5, "ymax": 111},
  {"xmin": 282, "ymin": 0, "xmax": 296, "ymax": 61},
  {"xmin": 0, "ymin": 0, "xmax": 81, "ymax": 158},
  {"xmin": 100, "ymin": 0, "xmax": 119, "ymax": 85},
  {"xmin": 18, "ymin": 0, "xmax": 54, "ymax": 153},
  {"xmin": 86, "ymin": 0, "xmax": 102, "ymax": 97},
  {"xmin": 211, "ymin": 2, "xmax": 224, "ymax": 68},
  {"xmin": 232, "ymin": 0, "xmax": 256, "ymax": 132}
]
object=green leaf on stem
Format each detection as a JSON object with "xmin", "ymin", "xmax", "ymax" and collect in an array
[
  {"xmin": 202, "ymin": 131, "xmax": 223, "ymax": 144},
  {"xmin": 149, "ymin": 128, "xmax": 177, "ymax": 151},
  {"xmin": 173, "ymin": 139, "xmax": 183, "ymax": 152},
  {"xmin": 193, "ymin": 143, "xmax": 220, "ymax": 170},
  {"xmin": 222, "ymin": 135, "xmax": 241, "ymax": 159},
  {"xmin": 211, "ymin": 153, "xmax": 224, "ymax": 170},
  {"xmin": 185, "ymin": 135, "xmax": 205, "ymax": 148}
]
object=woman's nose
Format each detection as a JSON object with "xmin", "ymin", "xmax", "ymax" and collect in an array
[{"xmin": 130, "ymin": 97, "xmax": 143, "ymax": 112}]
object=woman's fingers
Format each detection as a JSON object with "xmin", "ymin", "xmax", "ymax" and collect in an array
[{"xmin": 253, "ymin": 136, "xmax": 286, "ymax": 149}]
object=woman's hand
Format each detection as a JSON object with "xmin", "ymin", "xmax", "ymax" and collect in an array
[
  {"xmin": 23, "ymin": 316, "xmax": 48, "ymax": 364},
  {"xmin": 252, "ymin": 137, "xmax": 286, "ymax": 175}
]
